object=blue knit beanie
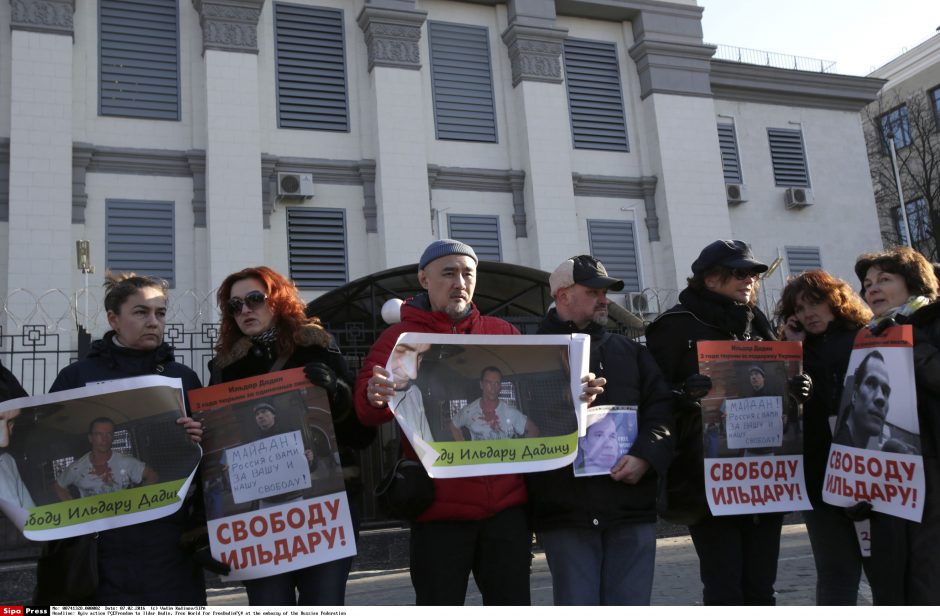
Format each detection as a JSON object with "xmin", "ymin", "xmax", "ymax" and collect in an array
[{"xmin": 418, "ymin": 239, "xmax": 478, "ymax": 270}]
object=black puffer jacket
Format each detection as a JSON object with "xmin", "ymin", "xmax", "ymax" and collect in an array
[
  {"xmin": 40, "ymin": 332, "xmax": 206, "ymax": 605},
  {"xmin": 801, "ymin": 322, "xmax": 859, "ymax": 508},
  {"xmin": 645, "ymin": 287, "xmax": 776, "ymax": 525},
  {"xmin": 525, "ymin": 309, "xmax": 674, "ymax": 531}
]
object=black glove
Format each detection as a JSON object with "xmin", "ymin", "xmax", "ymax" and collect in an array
[
  {"xmin": 180, "ymin": 527, "xmax": 231, "ymax": 576},
  {"xmin": 870, "ymin": 316, "xmax": 898, "ymax": 336},
  {"xmin": 681, "ymin": 374, "xmax": 712, "ymax": 400},
  {"xmin": 844, "ymin": 501, "xmax": 873, "ymax": 521},
  {"xmin": 304, "ymin": 361, "xmax": 338, "ymax": 397},
  {"xmin": 788, "ymin": 373, "xmax": 813, "ymax": 403}
]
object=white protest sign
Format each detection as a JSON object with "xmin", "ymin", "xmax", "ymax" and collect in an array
[
  {"xmin": 725, "ymin": 396, "xmax": 783, "ymax": 449},
  {"xmin": 227, "ymin": 429, "xmax": 311, "ymax": 504}
]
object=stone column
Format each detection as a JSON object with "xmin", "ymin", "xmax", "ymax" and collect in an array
[
  {"xmin": 357, "ymin": 0, "xmax": 432, "ymax": 269},
  {"xmin": 193, "ymin": 0, "xmax": 265, "ymax": 288},
  {"xmin": 6, "ymin": 0, "xmax": 76, "ymax": 326},
  {"xmin": 501, "ymin": 0, "xmax": 578, "ymax": 269}
]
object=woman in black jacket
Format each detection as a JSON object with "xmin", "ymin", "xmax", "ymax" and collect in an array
[
  {"xmin": 645, "ymin": 240, "xmax": 785, "ymax": 606},
  {"xmin": 209, "ymin": 266, "xmax": 374, "ymax": 606},
  {"xmin": 37, "ymin": 272, "xmax": 206, "ymax": 605},
  {"xmin": 776, "ymin": 270, "xmax": 872, "ymax": 605}
]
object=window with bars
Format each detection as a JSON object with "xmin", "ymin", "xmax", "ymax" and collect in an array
[
  {"xmin": 274, "ymin": 2, "xmax": 349, "ymax": 132},
  {"xmin": 287, "ymin": 208, "xmax": 348, "ymax": 289},
  {"xmin": 767, "ymin": 128, "xmax": 810, "ymax": 187},
  {"xmin": 785, "ymin": 246, "xmax": 822, "ymax": 276},
  {"xmin": 106, "ymin": 199, "xmax": 175, "ymax": 286},
  {"xmin": 99, "ymin": 0, "xmax": 180, "ymax": 120},
  {"xmin": 587, "ymin": 219, "xmax": 640, "ymax": 292},
  {"xmin": 428, "ymin": 22, "xmax": 497, "ymax": 142},
  {"xmin": 447, "ymin": 214, "xmax": 501, "ymax": 262},
  {"xmin": 895, "ymin": 197, "xmax": 932, "ymax": 245},
  {"xmin": 878, "ymin": 105, "xmax": 912, "ymax": 152},
  {"xmin": 717, "ymin": 122, "xmax": 742, "ymax": 183},
  {"xmin": 563, "ymin": 39, "xmax": 629, "ymax": 152}
]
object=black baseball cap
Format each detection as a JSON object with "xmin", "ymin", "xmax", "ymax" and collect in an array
[
  {"xmin": 550, "ymin": 255, "xmax": 625, "ymax": 296},
  {"xmin": 691, "ymin": 240, "xmax": 768, "ymax": 275}
]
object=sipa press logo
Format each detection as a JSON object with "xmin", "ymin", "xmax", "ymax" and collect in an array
[{"xmin": 1, "ymin": 607, "xmax": 24, "ymax": 616}]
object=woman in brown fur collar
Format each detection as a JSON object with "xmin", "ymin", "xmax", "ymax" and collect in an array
[{"xmin": 210, "ymin": 266, "xmax": 374, "ymax": 605}]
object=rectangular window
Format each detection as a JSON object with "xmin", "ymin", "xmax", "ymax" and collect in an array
[
  {"xmin": 879, "ymin": 105, "xmax": 912, "ymax": 151},
  {"xmin": 930, "ymin": 87, "xmax": 940, "ymax": 129},
  {"xmin": 587, "ymin": 219, "xmax": 640, "ymax": 292},
  {"xmin": 563, "ymin": 39, "xmax": 629, "ymax": 152},
  {"xmin": 428, "ymin": 22, "xmax": 497, "ymax": 143},
  {"xmin": 785, "ymin": 246, "xmax": 822, "ymax": 276},
  {"xmin": 447, "ymin": 214, "xmax": 501, "ymax": 262},
  {"xmin": 274, "ymin": 3, "xmax": 349, "ymax": 132},
  {"xmin": 717, "ymin": 122, "xmax": 742, "ymax": 183},
  {"xmin": 106, "ymin": 199, "xmax": 175, "ymax": 286},
  {"xmin": 99, "ymin": 0, "xmax": 180, "ymax": 120},
  {"xmin": 767, "ymin": 128, "xmax": 810, "ymax": 187},
  {"xmin": 895, "ymin": 197, "xmax": 932, "ymax": 245},
  {"xmin": 287, "ymin": 207, "xmax": 348, "ymax": 289}
]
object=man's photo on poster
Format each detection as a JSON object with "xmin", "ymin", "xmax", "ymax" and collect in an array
[{"xmin": 573, "ymin": 407, "xmax": 638, "ymax": 477}]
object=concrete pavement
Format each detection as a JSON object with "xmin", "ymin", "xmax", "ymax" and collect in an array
[{"xmin": 207, "ymin": 523, "xmax": 873, "ymax": 606}]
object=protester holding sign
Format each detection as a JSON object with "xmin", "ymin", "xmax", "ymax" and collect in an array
[
  {"xmin": 210, "ymin": 266, "xmax": 375, "ymax": 606},
  {"xmin": 646, "ymin": 240, "xmax": 789, "ymax": 605},
  {"xmin": 854, "ymin": 247, "xmax": 940, "ymax": 605},
  {"xmin": 777, "ymin": 270, "xmax": 874, "ymax": 605},
  {"xmin": 36, "ymin": 272, "xmax": 206, "ymax": 605}
]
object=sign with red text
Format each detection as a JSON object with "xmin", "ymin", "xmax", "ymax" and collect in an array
[
  {"xmin": 698, "ymin": 340, "xmax": 809, "ymax": 515},
  {"xmin": 190, "ymin": 368, "xmax": 354, "ymax": 580},
  {"xmin": 822, "ymin": 326, "xmax": 924, "ymax": 522}
]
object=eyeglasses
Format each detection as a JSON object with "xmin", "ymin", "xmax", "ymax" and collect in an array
[
  {"xmin": 731, "ymin": 269, "xmax": 762, "ymax": 281},
  {"xmin": 226, "ymin": 291, "xmax": 268, "ymax": 316}
]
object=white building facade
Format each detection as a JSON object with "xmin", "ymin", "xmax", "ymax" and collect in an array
[{"xmin": 1, "ymin": 0, "xmax": 885, "ymax": 351}]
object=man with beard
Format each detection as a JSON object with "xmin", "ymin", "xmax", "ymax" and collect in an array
[
  {"xmin": 835, "ymin": 350, "xmax": 891, "ymax": 450},
  {"xmin": 450, "ymin": 366, "xmax": 538, "ymax": 441},
  {"xmin": 525, "ymin": 255, "xmax": 674, "ymax": 605}
]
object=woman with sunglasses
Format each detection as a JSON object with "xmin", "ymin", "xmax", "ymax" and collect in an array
[
  {"xmin": 35, "ymin": 272, "xmax": 206, "ymax": 605},
  {"xmin": 775, "ymin": 270, "xmax": 873, "ymax": 605},
  {"xmin": 852, "ymin": 246, "xmax": 940, "ymax": 605},
  {"xmin": 646, "ymin": 240, "xmax": 807, "ymax": 605},
  {"xmin": 209, "ymin": 266, "xmax": 374, "ymax": 606}
]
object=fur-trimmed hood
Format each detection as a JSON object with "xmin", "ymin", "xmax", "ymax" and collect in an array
[{"xmin": 212, "ymin": 323, "xmax": 332, "ymax": 370}]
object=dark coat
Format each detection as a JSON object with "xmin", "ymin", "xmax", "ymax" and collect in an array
[
  {"xmin": 525, "ymin": 309, "xmax": 674, "ymax": 530},
  {"xmin": 645, "ymin": 287, "xmax": 776, "ymax": 525},
  {"xmin": 899, "ymin": 301, "xmax": 940, "ymax": 460},
  {"xmin": 354, "ymin": 293, "xmax": 526, "ymax": 522},
  {"xmin": 0, "ymin": 359, "xmax": 28, "ymax": 401},
  {"xmin": 42, "ymin": 332, "xmax": 206, "ymax": 605}
]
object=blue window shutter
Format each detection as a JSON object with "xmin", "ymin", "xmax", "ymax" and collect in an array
[
  {"xmin": 99, "ymin": 0, "xmax": 180, "ymax": 120},
  {"xmin": 767, "ymin": 128, "xmax": 810, "ymax": 187},
  {"xmin": 288, "ymin": 208, "xmax": 348, "ymax": 289},
  {"xmin": 563, "ymin": 39, "xmax": 629, "ymax": 152},
  {"xmin": 447, "ymin": 214, "xmax": 501, "ymax": 262},
  {"xmin": 275, "ymin": 3, "xmax": 349, "ymax": 132},
  {"xmin": 785, "ymin": 246, "xmax": 822, "ymax": 276},
  {"xmin": 106, "ymin": 199, "xmax": 175, "ymax": 286},
  {"xmin": 587, "ymin": 220, "xmax": 640, "ymax": 292},
  {"xmin": 428, "ymin": 22, "xmax": 498, "ymax": 143},
  {"xmin": 718, "ymin": 123, "xmax": 743, "ymax": 183}
]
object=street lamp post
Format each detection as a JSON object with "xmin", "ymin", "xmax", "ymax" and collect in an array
[{"xmin": 888, "ymin": 131, "xmax": 913, "ymax": 248}]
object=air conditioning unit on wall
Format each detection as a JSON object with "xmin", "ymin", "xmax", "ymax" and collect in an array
[
  {"xmin": 726, "ymin": 183, "xmax": 748, "ymax": 205},
  {"xmin": 627, "ymin": 290, "xmax": 660, "ymax": 315},
  {"xmin": 784, "ymin": 187, "xmax": 814, "ymax": 209},
  {"xmin": 277, "ymin": 172, "xmax": 315, "ymax": 198}
]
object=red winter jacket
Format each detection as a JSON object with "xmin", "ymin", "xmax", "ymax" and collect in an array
[{"xmin": 355, "ymin": 293, "xmax": 526, "ymax": 522}]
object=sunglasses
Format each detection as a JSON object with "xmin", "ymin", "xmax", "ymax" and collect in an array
[
  {"xmin": 226, "ymin": 291, "xmax": 268, "ymax": 316},
  {"xmin": 731, "ymin": 268, "xmax": 762, "ymax": 281}
]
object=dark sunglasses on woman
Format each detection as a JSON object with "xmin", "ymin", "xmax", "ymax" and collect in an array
[
  {"xmin": 731, "ymin": 269, "xmax": 761, "ymax": 281},
  {"xmin": 226, "ymin": 291, "xmax": 268, "ymax": 316}
]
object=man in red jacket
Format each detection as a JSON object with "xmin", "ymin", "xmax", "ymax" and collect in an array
[{"xmin": 356, "ymin": 239, "xmax": 533, "ymax": 605}]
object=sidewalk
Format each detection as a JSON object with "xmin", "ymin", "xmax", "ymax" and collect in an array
[{"xmin": 207, "ymin": 523, "xmax": 873, "ymax": 606}]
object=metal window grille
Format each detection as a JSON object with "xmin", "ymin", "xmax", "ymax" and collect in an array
[
  {"xmin": 287, "ymin": 207, "xmax": 348, "ymax": 289},
  {"xmin": 447, "ymin": 214, "xmax": 501, "ymax": 262},
  {"xmin": 587, "ymin": 219, "xmax": 640, "ymax": 292},
  {"xmin": 105, "ymin": 199, "xmax": 175, "ymax": 286},
  {"xmin": 785, "ymin": 246, "xmax": 822, "ymax": 276},
  {"xmin": 563, "ymin": 38, "xmax": 629, "ymax": 152},
  {"xmin": 767, "ymin": 128, "xmax": 810, "ymax": 187},
  {"xmin": 718, "ymin": 123, "xmax": 743, "ymax": 183}
]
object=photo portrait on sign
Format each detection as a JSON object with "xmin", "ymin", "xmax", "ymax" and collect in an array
[
  {"xmin": 573, "ymin": 407, "xmax": 638, "ymax": 477},
  {"xmin": 833, "ymin": 346, "xmax": 920, "ymax": 454}
]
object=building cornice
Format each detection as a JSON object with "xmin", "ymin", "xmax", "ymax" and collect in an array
[
  {"xmin": 10, "ymin": 0, "xmax": 74, "ymax": 36},
  {"xmin": 192, "ymin": 0, "xmax": 264, "ymax": 55},
  {"xmin": 501, "ymin": 24, "xmax": 568, "ymax": 87},
  {"xmin": 428, "ymin": 165, "xmax": 527, "ymax": 237},
  {"xmin": 710, "ymin": 60, "xmax": 886, "ymax": 112},
  {"xmin": 572, "ymin": 173, "xmax": 660, "ymax": 240},
  {"xmin": 357, "ymin": 4, "xmax": 428, "ymax": 71}
]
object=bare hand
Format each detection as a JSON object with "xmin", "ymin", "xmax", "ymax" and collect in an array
[
  {"xmin": 367, "ymin": 365, "xmax": 397, "ymax": 408},
  {"xmin": 782, "ymin": 316, "xmax": 806, "ymax": 342},
  {"xmin": 610, "ymin": 455, "xmax": 649, "ymax": 484},
  {"xmin": 178, "ymin": 416, "xmax": 203, "ymax": 444},
  {"xmin": 305, "ymin": 449, "xmax": 314, "ymax": 464},
  {"xmin": 580, "ymin": 373, "xmax": 606, "ymax": 403}
]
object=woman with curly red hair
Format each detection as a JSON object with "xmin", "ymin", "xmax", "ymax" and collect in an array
[
  {"xmin": 776, "ymin": 270, "xmax": 872, "ymax": 605},
  {"xmin": 209, "ymin": 266, "xmax": 374, "ymax": 605}
]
